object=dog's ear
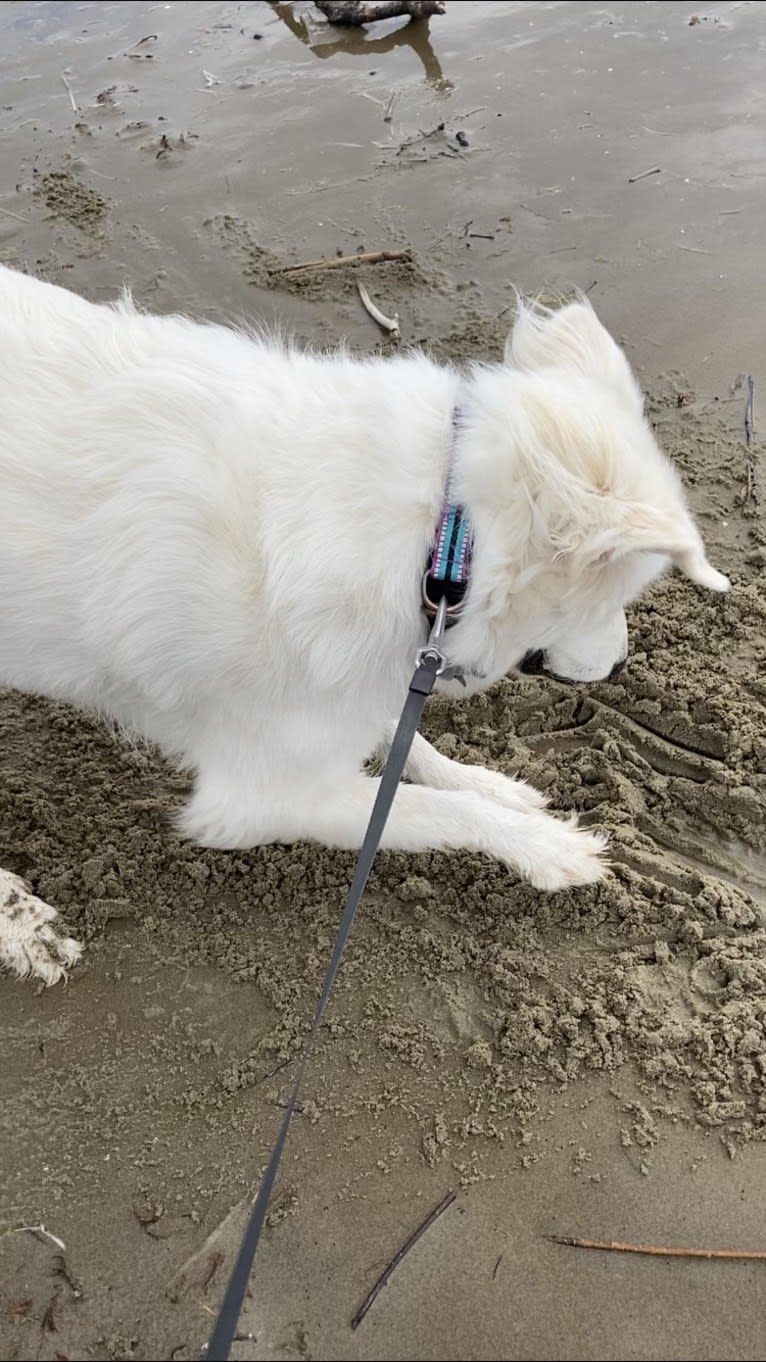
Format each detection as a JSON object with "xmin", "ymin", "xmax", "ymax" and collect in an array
[
  {"xmin": 506, "ymin": 298, "xmax": 644, "ymax": 416},
  {"xmin": 591, "ymin": 508, "xmax": 730, "ymax": 592}
]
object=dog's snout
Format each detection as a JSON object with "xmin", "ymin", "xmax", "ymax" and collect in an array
[
  {"xmin": 609, "ymin": 657, "xmax": 627, "ymax": 679},
  {"xmin": 519, "ymin": 649, "xmax": 546, "ymax": 676}
]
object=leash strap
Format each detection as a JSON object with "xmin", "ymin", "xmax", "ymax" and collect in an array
[{"xmin": 206, "ymin": 623, "xmax": 446, "ymax": 1361}]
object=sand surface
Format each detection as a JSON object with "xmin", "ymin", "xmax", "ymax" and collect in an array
[{"xmin": 1, "ymin": 2, "xmax": 765, "ymax": 1359}]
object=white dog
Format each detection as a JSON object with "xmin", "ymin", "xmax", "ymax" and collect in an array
[{"xmin": 0, "ymin": 267, "xmax": 728, "ymax": 984}]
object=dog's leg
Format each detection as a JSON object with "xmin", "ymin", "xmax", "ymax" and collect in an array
[
  {"xmin": 385, "ymin": 728, "xmax": 548, "ymax": 814},
  {"xmin": 314, "ymin": 778, "xmax": 605, "ymax": 890},
  {"xmin": 206, "ymin": 773, "xmax": 605, "ymax": 892},
  {"xmin": 0, "ymin": 869, "xmax": 82, "ymax": 985},
  {"xmin": 180, "ymin": 712, "xmax": 604, "ymax": 889}
]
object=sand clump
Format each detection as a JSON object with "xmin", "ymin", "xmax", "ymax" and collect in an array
[{"xmin": 36, "ymin": 167, "xmax": 109, "ymax": 232}]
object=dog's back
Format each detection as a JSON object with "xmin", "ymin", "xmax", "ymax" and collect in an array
[{"xmin": 0, "ymin": 268, "xmax": 452, "ymax": 723}]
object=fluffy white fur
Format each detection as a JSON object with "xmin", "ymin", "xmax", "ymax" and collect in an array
[{"xmin": 0, "ymin": 267, "xmax": 728, "ymax": 984}]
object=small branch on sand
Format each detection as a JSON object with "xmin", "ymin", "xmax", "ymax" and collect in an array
[
  {"xmin": 745, "ymin": 373, "xmax": 755, "ymax": 445},
  {"xmin": 548, "ymin": 1234, "xmax": 766, "ymax": 1260},
  {"xmin": 740, "ymin": 376, "xmax": 761, "ymax": 504},
  {"xmin": 743, "ymin": 459, "xmax": 760, "ymax": 504},
  {"xmin": 316, "ymin": 1, "xmax": 445, "ymax": 24},
  {"xmin": 61, "ymin": 71, "xmax": 78, "ymax": 112},
  {"xmin": 273, "ymin": 247, "xmax": 412, "ymax": 275},
  {"xmin": 383, "ymin": 88, "xmax": 398, "ymax": 122},
  {"xmin": 1, "ymin": 1224, "xmax": 68, "ymax": 1254},
  {"xmin": 352, "ymin": 1190, "xmax": 456, "ymax": 1329},
  {"xmin": 357, "ymin": 280, "xmax": 400, "ymax": 340},
  {"xmin": 627, "ymin": 166, "xmax": 661, "ymax": 183},
  {"xmin": 396, "ymin": 121, "xmax": 444, "ymax": 155},
  {"xmin": 0, "ymin": 205, "xmax": 28, "ymax": 223}
]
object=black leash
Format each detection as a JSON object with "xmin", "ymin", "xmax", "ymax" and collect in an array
[{"xmin": 205, "ymin": 603, "xmax": 450, "ymax": 1361}]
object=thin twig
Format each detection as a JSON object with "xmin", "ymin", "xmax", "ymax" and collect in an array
[
  {"xmin": 61, "ymin": 72, "xmax": 78, "ymax": 112},
  {"xmin": 548, "ymin": 1234, "xmax": 766, "ymax": 1260},
  {"xmin": 743, "ymin": 460, "xmax": 759, "ymax": 504},
  {"xmin": 677, "ymin": 244, "xmax": 713, "ymax": 254},
  {"xmin": 742, "ymin": 376, "xmax": 760, "ymax": 504},
  {"xmin": 352, "ymin": 1190, "xmax": 457, "ymax": 1329},
  {"xmin": 627, "ymin": 166, "xmax": 661, "ymax": 183},
  {"xmin": 745, "ymin": 374, "xmax": 755, "ymax": 445},
  {"xmin": 2, "ymin": 1223, "xmax": 67, "ymax": 1252},
  {"xmin": 0, "ymin": 205, "xmax": 28, "ymax": 223},
  {"xmin": 285, "ymin": 172, "xmax": 378, "ymax": 197},
  {"xmin": 395, "ymin": 121, "xmax": 445, "ymax": 156},
  {"xmin": 357, "ymin": 281, "xmax": 400, "ymax": 340},
  {"xmin": 274, "ymin": 247, "xmax": 411, "ymax": 276},
  {"xmin": 41, "ymin": 1286, "xmax": 60, "ymax": 1333}
]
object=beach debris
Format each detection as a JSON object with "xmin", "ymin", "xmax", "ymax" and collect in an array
[
  {"xmin": 548, "ymin": 1233, "xmax": 766, "ymax": 1260},
  {"xmin": 273, "ymin": 246, "xmax": 412, "ymax": 275},
  {"xmin": 352, "ymin": 1190, "xmax": 457, "ymax": 1329},
  {"xmin": 627, "ymin": 166, "xmax": 661, "ymax": 183},
  {"xmin": 316, "ymin": 1, "xmax": 445, "ymax": 25},
  {"xmin": 357, "ymin": 280, "xmax": 400, "ymax": 339}
]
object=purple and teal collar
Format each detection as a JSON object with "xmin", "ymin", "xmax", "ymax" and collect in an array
[{"xmin": 422, "ymin": 409, "xmax": 473, "ymax": 629}]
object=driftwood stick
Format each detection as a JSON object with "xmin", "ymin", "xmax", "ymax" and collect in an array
[
  {"xmin": 548, "ymin": 1234, "xmax": 766, "ymax": 1260},
  {"xmin": 274, "ymin": 247, "xmax": 412, "ymax": 276},
  {"xmin": 316, "ymin": 1, "xmax": 445, "ymax": 24},
  {"xmin": 352, "ymin": 1190, "xmax": 456, "ymax": 1329}
]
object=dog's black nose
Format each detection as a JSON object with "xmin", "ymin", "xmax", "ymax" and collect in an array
[
  {"xmin": 519, "ymin": 649, "xmax": 546, "ymax": 676},
  {"xmin": 609, "ymin": 657, "xmax": 627, "ymax": 679}
]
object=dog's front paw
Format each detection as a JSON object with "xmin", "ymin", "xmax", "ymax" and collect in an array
[
  {"xmin": 519, "ymin": 815, "xmax": 608, "ymax": 892},
  {"xmin": 0, "ymin": 873, "xmax": 83, "ymax": 985}
]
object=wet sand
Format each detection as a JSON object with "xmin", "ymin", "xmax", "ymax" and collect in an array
[{"xmin": 1, "ymin": 3, "xmax": 765, "ymax": 1359}]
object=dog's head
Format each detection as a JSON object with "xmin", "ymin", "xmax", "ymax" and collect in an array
[{"xmin": 455, "ymin": 296, "xmax": 728, "ymax": 688}]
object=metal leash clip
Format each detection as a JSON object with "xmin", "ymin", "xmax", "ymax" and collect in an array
[{"xmin": 415, "ymin": 595, "xmax": 448, "ymax": 675}]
